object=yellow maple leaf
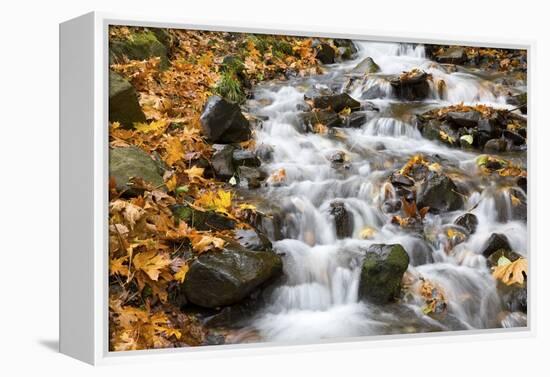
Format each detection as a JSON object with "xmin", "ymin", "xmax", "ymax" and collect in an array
[
  {"xmin": 493, "ymin": 258, "xmax": 527, "ymax": 286},
  {"xmin": 132, "ymin": 251, "xmax": 172, "ymax": 281},
  {"xmin": 190, "ymin": 233, "xmax": 225, "ymax": 253},
  {"xmin": 164, "ymin": 135, "xmax": 184, "ymax": 166},
  {"xmin": 134, "ymin": 119, "xmax": 168, "ymax": 134},
  {"xmin": 184, "ymin": 166, "xmax": 205, "ymax": 183},
  {"xmin": 174, "ymin": 263, "xmax": 189, "ymax": 283},
  {"xmin": 165, "ymin": 174, "xmax": 177, "ymax": 192},
  {"xmin": 194, "ymin": 189, "xmax": 232, "ymax": 213},
  {"xmin": 110, "ymin": 256, "xmax": 129, "ymax": 277}
]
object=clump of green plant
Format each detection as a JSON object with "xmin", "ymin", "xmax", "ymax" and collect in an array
[{"xmin": 214, "ymin": 71, "xmax": 245, "ymax": 103}]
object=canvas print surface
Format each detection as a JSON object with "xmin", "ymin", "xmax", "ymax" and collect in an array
[{"xmin": 108, "ymin": 25, "xmax": 528, "ymax": 351}]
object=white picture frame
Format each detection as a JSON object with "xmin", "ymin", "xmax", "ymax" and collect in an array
[{"xmin": 59, "ymin": 11, "xmax": 535, "ymax": 365}]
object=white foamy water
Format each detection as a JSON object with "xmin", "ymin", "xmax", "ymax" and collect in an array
[{"xmin": 237, "ymin": 41, "xmax": 526, "ymax": 342}]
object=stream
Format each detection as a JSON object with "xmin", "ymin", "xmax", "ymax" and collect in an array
[{"xmin": 233, "ymin": 41, "xmax": 527, "ymax": 342}]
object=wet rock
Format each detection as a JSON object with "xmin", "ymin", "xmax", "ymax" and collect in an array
[
  {"xmin": 315, "ymin": 43, "xmax": 336, "ymax": 64},
  {"xmin": 445, "ymin": 111, "xmax": 481, "ymax": 129},
  {"xmin": 312, "ymin": 93, "xmax": 361, "ymax": 113},
  {"xmin": 484, "ymin": 138, "xmax": 508, "ymax": 153},
  {"xmin": 256, "ymin": 144, "xmax": 275, "ymax": 163},
  {"xmin": 351, "ymin": 57, "xmax": 380, "ymax": 75},
  {"xmin": 417, "ymin": 172, "xmax": 463, "ymax": 213},
  {"xmin": 329, "ymin": 201, "xmax": 354, "ymax": 239},
  {"xmin": 486, "ymin": 248, "xmax": 522, "ymax": 267},
  {"xmin": 297, "ymin": 110, "xmax": 341, "ymax": 130},
  {"xmin": 361, "ymin": 84, "xmax": 387, "ymax": 100},
  {"xmin": 232, "ymin": 149, "xmax": 261, "ymax": 168},
  {"xmin": 328, "ymin": 151, "xmax": 350, "ymax": 170},
  {"xmin": 171, "ymin": 204, "xmax": 236, "ymax": 231},
  {"xmin": 502, "ymin": 130, "xmax": 526, "ymax": 146},
  {"xmin": 203, "ymin": 294, "xmax": 263, "ymax": 328},
  {"xmin": 110, "ymin": 31, "xmax": 169, "ymax": 69},
  {"xmin": 390, "ymin": 70, "xmax": 430, "ymax": 101},
  {"xmin": 480, "ymin": 233, "xmax": 512, "ymax": 258},
  {"xmin": 434, "ymin": 46, "xmax": 467, "ymax": 65},
  {"xmin": 382, "ymin": 199, "xmax": 402, "ymax": 213},
  {"xmin": 304, "ymin": 85, "xmax": 334, "ymax": 101},
  {"xmin": 517, "ymin": 176, "xmax": 527, "ymax": 193},
  {"xmin": 390, "ymin": 172, "xmax": 415, "ymax": 187},
  {"xmin": 211, "ymin": 144, "xmax": 236, "ymax": 180},
  {"xmin": 109, "ymin": 71, "xmax": 146, "ymax": 129},
  {"xmin": 454, "ymin": 213, "xmax": 478, "ymax": 234},
  {"xmin": 234, "ymin": 228, "xmax": 272, "ymax": 251},
  {"xmin": 183, "ymin": 245, "xmax": 283, "ymax": 308},
  {"xmin": 359, "ymin": 244, "xmax": 410, "ymax": 304},
  {"xmin": 334, "ymin": 39, "xmax": 358, "ymax": 59},
  {"xmin": 109, "ymin": 146, "xmax": 164, "ymax": 194},
  {"xmin": 509, "ymin": 188, "xmax": 527, "ymax": 221},
  {"xmin": 507, "ymin": 92, "xmax": 527, "ymax": 114},
  {"xmin": 404, "ymin": 237, "xmax": 435, "ymax": 266},
  {"xmin": 340, "ymin": 111, "xmax": 368, "ymax": 128},
  {"xmin": 238, "ymin": 166, "xmax": 266, "ymax": 189},
  {"xmin": 200, "ymin": 96, "xmax": 251, "ymax": 143},
  {"xmin": 500, "ymin": 284, "xmax": 528, "ymax": 313}
]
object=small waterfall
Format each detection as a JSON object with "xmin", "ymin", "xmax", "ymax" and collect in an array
[{"xmin": 241, "ymin": 40, "xmax": 527, "ymax": 342}]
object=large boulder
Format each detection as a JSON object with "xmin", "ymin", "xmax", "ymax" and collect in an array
[
  {"xmin": 359, "ymin": 244, "xmax": 410, "ymax": 304},
  {"xmin": 110, "ymin": 31, "xmax": 169, "ymax": 69},
  {"xmin": 417, "ymin": 172, "xmax": 463, "ymax": 213},
  {"xmin": 109, "ymin": 146, "xmax": 164, "ymax": 194},
  {"xmin": 390, "ymin": 70, "xmax": 430, "ymax": 101},
  {"xmin": 312, "ymin": 93, "xmax": 361, "ymax": 113},
  {"xmin": 109, "ymin": 71, "xmax": 146, "ymax": 129},
  {"xmin": 183, "ymin": 244, "xmax": 283, "ymax": 308},
  {"xmin": 351, "ymin": 57, "xmax": 380, "ymax": 75},
  {"xmin": 200, "ymin": 96, "xmax": 251, "ymax": 143},
  {"xmin": 329, "ymin": 201, "xmax": 354, "ymax": 238}
]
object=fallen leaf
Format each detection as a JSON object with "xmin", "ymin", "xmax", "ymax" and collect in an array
[
  {"xmin": 493, "ymin": 258, "xmax": 527, "ymax": 286},
  {"xmin": 132, "ymin": 251, "xmax": 172, "ymax": 281}
]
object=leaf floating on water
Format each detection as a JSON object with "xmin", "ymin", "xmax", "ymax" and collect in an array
[
  {"xmin": 493, "ymin": 258, "xmax": 527, "ymax": 286},
  {"xmin": 360, "ymin": 227, "xmax": 376, "ymax": 239},
  {"xmin": 268, "ymin": 168, "xmax": 287, "ymax": 184}
]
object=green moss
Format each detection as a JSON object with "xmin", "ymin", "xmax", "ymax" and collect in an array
[
  {"xmin": 110, "ymin": 31, "xmax": 169, "ymax": 69},
  {"xmin": 214, "ymin": 72, "xmax": 246, "ymax": 104}
]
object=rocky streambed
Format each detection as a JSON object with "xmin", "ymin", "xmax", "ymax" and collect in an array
[{"xmin": 109, "ymin": 35, "xmax": 528, "ymax": 347}]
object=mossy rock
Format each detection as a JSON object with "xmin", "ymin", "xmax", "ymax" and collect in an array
[
  {"xmin": 359, "ymin": 244, "xmax": 409, "ymax": 304},
  {"xmin": 109, "ymin": 71, "xmax": 146, "ymax": 129},
  {"xmin": 109, "ymin": 146, "xmax": 164, "ymax": 194},
  {"xmin": 110, "ymin": 31, "xmax": 169, "ymax": 70}
]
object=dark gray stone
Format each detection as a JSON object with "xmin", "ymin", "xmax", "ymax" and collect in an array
[
  {"xmin": 200, "ymin": 96, "xmax": 251, "ymax": 143},
  {"xmin": 417, "ymin": 172, "xmax": 463, "ymax": 213},
  {"xmin": 329, "ymin": 201, "xmax": 354, "ymax": 239},
  {"xmin": 480, "ymin": 233, "xmax": 512, "ymax": 258},
  {"xmin": 183, "ymin": 245, "xmax": 283, "ymax": 308}
]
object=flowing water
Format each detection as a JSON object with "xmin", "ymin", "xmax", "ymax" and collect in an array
[{"xmin": 235, "ymin": 41, "xmax": 527, "ymax": 342}]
